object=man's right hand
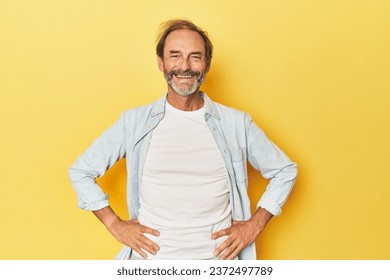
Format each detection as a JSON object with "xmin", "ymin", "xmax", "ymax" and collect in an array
[
  {"xmin": 93, "ymin": 206, "xmax": 160, "ymax": 258},
  {"xmin": 109, "ymin": 219, "xmax": 160, "ymax": 258}
]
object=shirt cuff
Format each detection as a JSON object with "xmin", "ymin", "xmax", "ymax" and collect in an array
[
  {"xmin": 257, "ymin": 197, "xmax": 282, "ymax": 216},
  {"xmin": 77, "ymin": 195, "xmax": 109, "ymax": 211}
]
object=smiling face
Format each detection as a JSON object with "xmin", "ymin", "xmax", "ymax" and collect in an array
[{"xmin": 158, "ymin": 29, "xmax": 208, "ymax": 97}]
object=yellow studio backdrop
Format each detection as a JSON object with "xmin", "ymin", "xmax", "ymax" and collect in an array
[{"xmin": 1, "ymin": 0, "xmax": 389, "ymax": 260}]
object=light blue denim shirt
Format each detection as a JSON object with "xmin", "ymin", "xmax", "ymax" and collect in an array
[{"xmin": 68, "ymin": 92, "xmax": 297, "ymax": 260}]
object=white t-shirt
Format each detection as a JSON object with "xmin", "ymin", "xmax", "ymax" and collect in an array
[{"xmin": 137, "ymin": 101, "xmax": 231, "ymax": 259}]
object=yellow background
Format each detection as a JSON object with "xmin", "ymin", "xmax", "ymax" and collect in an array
[{"xmin": 1, "ymin": 0, "xmax": 389, "ymax": 259}]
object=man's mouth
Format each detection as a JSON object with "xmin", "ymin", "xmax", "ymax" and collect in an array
[
  {"xmin": 175, "ymin": 74, "xmax": 194, "ymax": 79},
  {"xmin": 164, "ymin": 70, "xmax": 204, "ymax": 84},
  {"xmin": 170, "ymin": 69, "xmax": 200, "ymax": 80}
]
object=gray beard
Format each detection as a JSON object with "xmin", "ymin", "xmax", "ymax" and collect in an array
[{"xmin": 164, "ymin": 70, "xmax": 206, "ymax": 96}]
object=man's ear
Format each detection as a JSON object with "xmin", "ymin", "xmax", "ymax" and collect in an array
[{"xmin": 157, "ymin": 56, "xmax": 164, "ymax": 72}]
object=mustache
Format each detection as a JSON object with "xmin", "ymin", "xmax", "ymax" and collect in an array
[{"xmin": 165, "ymin": 69, "xmax": 201, "ymax": 80}]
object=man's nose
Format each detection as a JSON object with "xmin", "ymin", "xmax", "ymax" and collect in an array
[{"xmin": 179, "ymin": 58, "xmax": 191, "ymax": 71}]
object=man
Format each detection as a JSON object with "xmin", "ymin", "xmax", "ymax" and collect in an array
[{"xmin": 68, "ymin": 19, "xmax": 297, "ymax": 260}]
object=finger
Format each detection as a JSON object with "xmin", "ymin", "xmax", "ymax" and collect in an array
[
  {"xmin": 226, "ymin": 245, "xmax": 241, "ymax": 260},
  {"xmin": 211, "ymin": 228, "xmax": 230, "ymax": 240},
  {"xmin": 142, "ymin": 225, "xmax": 160, "ymax": 237},
  {"xmin": 139, "ymin": 234, "xmax": 160, "ymax": 251},
  {"xmin": 138, "ymin": 241, "xmax": 158, "ymax": 256},
  {"xmin": 214, "ymin": 237, "xmax": 234, "ymax": 257},
  {"xmin": 133, "ymin": 245, "xmax": 148, "ymax": 259},
  {"xmin": 219, "ymin": 240, "xmax": 241, "ymax": 260},
  {"xmin": 218, "ymin": 242, "xmax": 236, "ymax": 260}
]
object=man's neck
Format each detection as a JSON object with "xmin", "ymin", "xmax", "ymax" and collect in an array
[{"xmin": 166, "ymin": 90, "xmax": 204, "ymax": 111}]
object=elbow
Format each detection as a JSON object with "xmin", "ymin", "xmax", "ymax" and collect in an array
[
  {"xmin": 281, "ymin": 161, "xmax": 298, "ymax": 184},
  {"xmin": 68, "ymin": 166, "xmax": 79, "ymax": 184},
  {"xmin": 291, "ymin": 161, "xmax": 298, "ymax": 179}
]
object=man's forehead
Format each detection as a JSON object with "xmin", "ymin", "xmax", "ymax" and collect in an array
[{"xmin": 164, "ymin": 29, "xmax": 206, "ymax": 52}]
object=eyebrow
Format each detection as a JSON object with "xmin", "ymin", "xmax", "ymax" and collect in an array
[{"xmin": 169, "ymin": 50, "xmax": 203, "ymax": 56}]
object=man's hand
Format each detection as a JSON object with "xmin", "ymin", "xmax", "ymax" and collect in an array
[
  {"xmin": 211, "ymin": 220, "xmax": 262, "ymax": 260},
  {"xmin": 93, "ymin": 206, "xmax": 160, "ymax": 258},
  {"xmin": 211, "ymin": 208, "xmax": 273, "ymax": 260},
  {"xmin": 109, "ymin": 219, "xmax": 160, "ymax": 258}
]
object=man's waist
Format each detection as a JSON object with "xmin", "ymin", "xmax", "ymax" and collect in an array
[{"xmin": 136, "ymin": 215, "xmax": 231, "ymax": 260}]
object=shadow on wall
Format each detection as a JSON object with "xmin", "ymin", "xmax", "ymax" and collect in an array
[
  {"xmin": 97, "ymin": 159, "xmax": 128, "ymax": 220},
  {"xmin": 201, "ymin": 61, "xmax": 228, "ymax": 103}
]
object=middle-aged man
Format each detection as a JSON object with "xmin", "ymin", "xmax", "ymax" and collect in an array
[{"xmin": 68, "ymin": 19, "xmax": 297, "ymax": 260}]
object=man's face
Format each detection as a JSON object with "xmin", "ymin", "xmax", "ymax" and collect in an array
[{"xmin": 158, "ymin": 29, "xmax": 208, "ymax": 96}]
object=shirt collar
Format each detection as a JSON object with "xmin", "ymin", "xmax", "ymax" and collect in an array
[{"xmin": 150, "ymin": 91, "xmax": 221, "ymax": 120}]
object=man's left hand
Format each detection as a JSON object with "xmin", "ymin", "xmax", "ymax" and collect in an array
[
  {"xmin": 211, "ymin": 207, "xmax": 273, "ymax": 260},
  {"xmin": 211, "ymin": 220, "xmax": 262, "ymax": 260}
]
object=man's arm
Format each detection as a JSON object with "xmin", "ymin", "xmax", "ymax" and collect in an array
[
  {"xmin": 212, "ymin": 113, "xmax": 297, "ymax": 260},
  {"xmin": 68, "ymin": 113, "xmax": 160, "ymax": 258},
  {"xmin": 93, "ymin": 206, "xmax": 160, "ymax": 258},
  {"xmin": 211, "ymin": 207, "xmax": 273, "ymax": 260}
]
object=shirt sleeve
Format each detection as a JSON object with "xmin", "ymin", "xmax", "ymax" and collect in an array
[
  {"xmin": 68, "ymin": 113, "xmax": 127, "ymax": 210},
  {"xmin": 245, "ymin": 113, "xmax": 298, "ymax": 216}
]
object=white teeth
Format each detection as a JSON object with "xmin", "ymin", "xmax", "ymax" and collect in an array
[{"xmin": 176, "ymin": 75, "xmax": 192, "ymax": 78}]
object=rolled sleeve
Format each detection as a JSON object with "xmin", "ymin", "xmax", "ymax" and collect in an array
[
  {"xmin": 68, "ymin": 113, "xmax": 127, "ymax": 210},
  {"xmin": 258, "ymin": 197, "xmax": 281, "ymax": 216},
  {"xmin": 245, "ymin": 114, "xmax": 298, "ymax": 216},
  {"xmin": 257, "ymin": 162, "xmax": 298, "ymax": 215}
]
